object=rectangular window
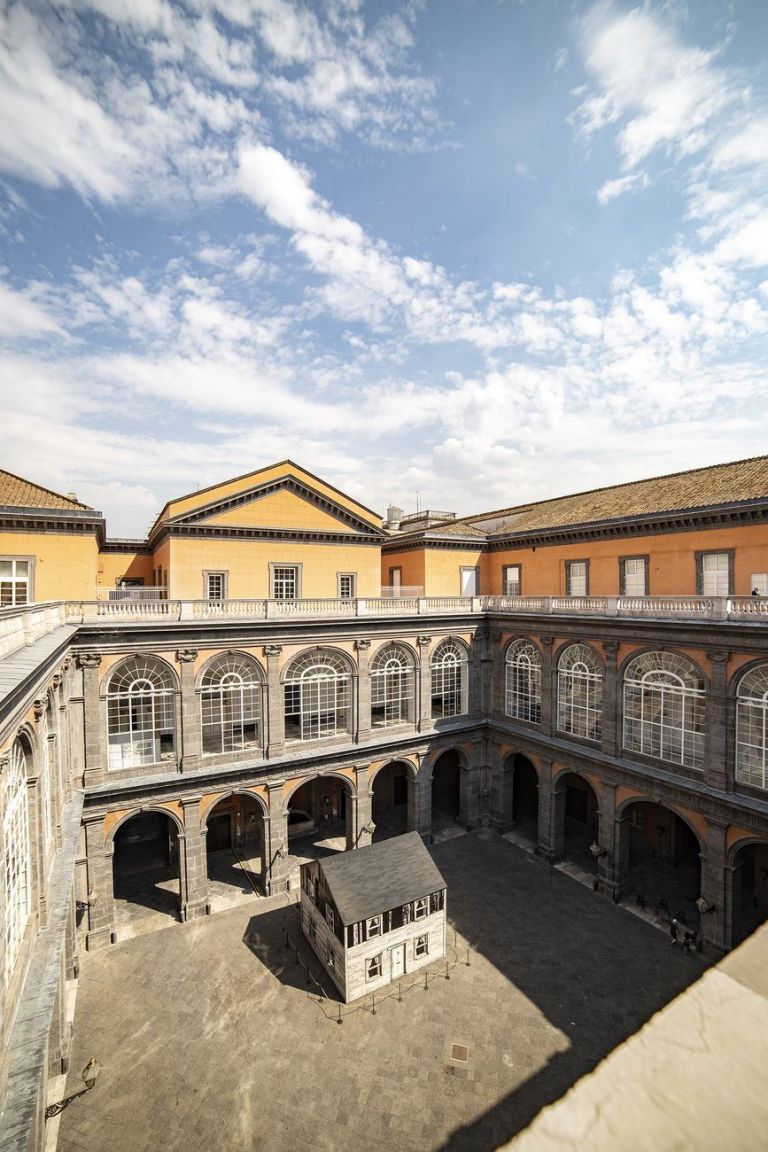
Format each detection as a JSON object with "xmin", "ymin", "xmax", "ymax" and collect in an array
[
  {"xmin": 460, "ymin": 567, "xmax": 478, "ymax": 596},
  {"xmin": 430, "ymin": 891, "xmax": 443, "ymax": 913},
  {"xmin": 326, "ymin": 944, "xmax": 335, "ymax": 969},
  {"xmin": 414, "ymin": 934, "xmax": 428, "ymax": 959},
  {"xmin": 366, "ymin": 954, "xmax": 382, "ymax": 980},
  {"xmin": 204, "ymin": 571, "xmax": 227, "ymax": 600},
  {"xmin": 308, "ymin": 917, "xmax": 316, "ymax": 939},
  {"xmin": 620, "ymin": 556, "xmax": 648, "ymax": 596},
  {"xmin": 414, "ymin": 897, "xmax": 428, "ymax": 920},
  {"xmin": 325, "ymin": 905, "xmax": 335, "ymax": 931},
  {"xmin": 503, "ymin": 565, "xmax": 521, "ymax": 595},
  {"xmin": 566, "ymin": 560, "xmax": 588, "ymax": 597},
  {"xmin": 271, "ymin": 564, "xmax": 300, "ymax": 600},
  {"xmin": 389, "ymin": 567, "xmax": 402, "ymax": 592},
  {"xmin": 697, "ymin": 551, "xmax": 732, "ymax": 596},
  {"xmin": 337, "ymin": 573, "xmax": 356, "ymax": 599},
  {"xmin": 750, "ymin": 574, "xmax": 768, "ymax": 596},
  {"xmin": 366, "ymin": 915, "xmax": 382, "ymax": 938},
  {"xmin": 0, "ymin": 559, "xmax": 31, "ymax": 606}
]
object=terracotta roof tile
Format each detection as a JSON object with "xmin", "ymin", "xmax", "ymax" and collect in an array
[{"xmin": 0, "ymin": 470, "xmax": 93, "ymax": 511}]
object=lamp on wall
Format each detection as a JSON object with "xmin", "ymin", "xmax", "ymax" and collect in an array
[
  {"xmin": 45, "ymin": 1058, "xmax": 102, "ymax": 1119},
  {"xmin": 696, "ymin": 896, "xmax": 716, "ymax": 914}
]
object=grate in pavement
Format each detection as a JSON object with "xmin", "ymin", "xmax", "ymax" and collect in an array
[{"xmin": 451, "ymin": 1044, "xmax": 469, "ymax": 1062}]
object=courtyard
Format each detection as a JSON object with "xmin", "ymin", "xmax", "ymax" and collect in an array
[{"xmin": 54, "ymin": 832, "xmax": 705, "ymax": 1152}]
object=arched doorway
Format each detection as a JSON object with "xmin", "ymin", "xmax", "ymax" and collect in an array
[
  {"xmin": 205, "ymin": 794, "xmax": 265, "ymax": 904},
  {"xmin": 112, "ymin": 811, "xmax": 180, "ymax": 927},
  {"xmin": 620, "ymin": 801, "xmax": 701, "ymax": 928},
  {"xmin": 431, "ymin": 749, "xmax": 461, "ymax": 832},
  {"xmin": 286, "ymin": 776, "xmax": 354, "ymax": 867},
  {"xmin": 558, "ymin": 773, "xmax": 599, "ymax": 872},
  {"xmin": 508, "ymin": 754, "xmax": 539, "ymax": 845},
  {"xmin": 372, "ymin": 761, "xmax": 412, "ymax": 840},
  {"xmin": 730, "ymin": 841, "xmax": 768, "ymax": 946}
]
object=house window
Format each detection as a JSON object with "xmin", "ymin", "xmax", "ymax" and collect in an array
[
  {"xmin": 460, "ymin": 567, "xmax": 478, "ymax": 596},
  {"xmin": 0, "ymin": 559, "xmax": 32, "ymax": 606},
  {"xmin": 505, "ymin": 639, "xmax": 542, "ymax": 723},
  {"xmin": 697, "ymin": 551, "xmax": 732, "ymax": 596},
  {"xmin": 620, "ymin": 557, "xmax": 648, "ymax": 596},
  {"xmin": 337, "ymin": 573, "xmax": 356, "ymax": 599},
  {"xmin": 326, "ymin": 905, "xmax": 335, "ymax": 931},
  {"xmin": 431, "ymin": 639, "xmax": 467, "ymax": 719},
  {"xmin": 623, "ymin": 651, "xmax": 706, "ymax": 769},
  {"xmin": 366, "ymin": 954, "xmax": 382, "ymax": 980},
  {"xmin": 308, "ymin": 917, "xmax": 316, "ymax": 939},
  {"xmin": 371, "ymin": 643, "xmax": 414, "ymax": 727},
  {"xmin": 367, "ymin": 915, "xmax": 382, "ymax": 938},
  {"xmin": 430, "ymin": 891, "xmax": 443, "ymax": 913},
  {"xmin": 751, "ymin": 574, "xmax": 768, "ymax": 596},
  {"xmin": 388, "ymin": 567, "xmax": 402, "ymax": 594},
  {"xmin": 326, "ymin": 944, "xmax": 335, "ymax": 969},
  {"xmin": 204, "ymin": 571, "xmax": 227, "ymax": 600},
  {"xmin": 200, "ymin": 653, "xmax": 262, "ymax": 754},
  {"xmin": 503, "ymin": 565, "xmax": 521, "ymax": 595},
  {"xmin": 414, "ymin": 935, "xmax": 428, "ymax": 959},
  {"xmin": 271, "ymin": 564, "xmax": 301, "ymax": 600},
  {"xmin": 414, "ymin": 897, "xmax": 428, "ymax": 920},
  {"xmin": 565, "ymin": 560, "xmax": 588, "ymax": 597},
  {"xmin": 557, "ymin": 643, "xmax": 604, "ymax": 741}
]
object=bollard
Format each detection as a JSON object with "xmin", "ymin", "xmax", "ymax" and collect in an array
[
  {"xmin": 445, "ymin": 961, "xmax": 450, "ymax": 981},
  {"xmin": 337, "ymin": 1004, "xmax": 343, "ymax": 1025},
  {"xmin": 424, "ymin": 970, "xmax": 429, "ymax": 991},
  {"xmin": 466, "ymin": 948, "xmax": 471, "ymax": 967},
  {"xmin": 371, "ymin": 992, "xmax": 376, "ymax": 1016},
  {"xmin": 398, "ymin": 982, "xmax": 403, "ymax": 1003}
]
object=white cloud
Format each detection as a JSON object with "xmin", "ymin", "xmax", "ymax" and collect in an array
[{"xmin": 597, "ymin": 170, "xmax": 650, "ymax": 204}]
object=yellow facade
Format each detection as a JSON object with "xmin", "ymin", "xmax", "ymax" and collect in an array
[
  {"xmin": 0, "ymin": 530, "xmax": 98, "ymax": 601},
  {"xmin": 203, "ymin": 489, "xmax": 360, "ymax": 533},
  {"xmin": 97, "ymin": 550, "xmax": 154, "ymax": 589}
]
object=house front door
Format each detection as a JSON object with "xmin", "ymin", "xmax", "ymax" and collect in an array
[{"xmin": 390, "ymin": 944, "xmax": 406, "ymax": 979}]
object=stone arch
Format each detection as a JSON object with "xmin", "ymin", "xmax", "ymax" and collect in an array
[
  {"xmin": 103, "ymin": 652, "xmax": 180, "ymax": 692},
  {"xmin": 615, "ymin": 796, "xmax": 703, "ymax": 926},
  {"xmin": 200, "ymin": 788, "xmax": 268, "ymax": 829},
  {"xmin": 370, "ymin": 759, "xmax": 418, "ymax": 839},
  {"xmin": 110, "ymin": 805, "xmax": 183, "ymax": 927},
  {"xmin": 614, "ymin": 795, "xmax": 704, "ymax": 855},
  {"xmin": 369, "ymin": 638, "xmax": 420, "ymax": 667},
  {"xmin": 726, "ymin": 835, "xmax": 768, "ymax": 947},
  {"xmin": 284, "ymin": 770, "xmax": 357, "ymax": 851},
  {"xmin": 203, "ymin": 788, "xmax": 268, "ymax": 900},
  {"xmin": 552, "ymin": 769, "xmax": 601, "ymax": 871},
  {"xmin": 430, "ymin": 746, "xmax": 465, "ymax": 825},
  {"xmin": 501, "ymin": 751, "xmax": 540, "ymax": 840},
  {"xmin": 106, "ymin": 804, "xmax": 185, "ymax": 850}
]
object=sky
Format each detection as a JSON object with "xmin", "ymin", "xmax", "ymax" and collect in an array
[{"xmin": 1, "ymin": 0, "xmax": 767, "ymax": 538}]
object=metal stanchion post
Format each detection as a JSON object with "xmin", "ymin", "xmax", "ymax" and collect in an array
[
  {"xmin": 465, "ymin": 948, "xmax": 471, "ymax": 967},
  {"xmin": 445, "ymin": 961, "xmax": 450, "ymax": 981},
  {"xmin": 398, "ymin": 982, "xmax": 403, "ymax": 1003},
  {"xmin": 424, "ymin": 970, "xmax": 429, "ymax": 991},
  {"xmin": 337, "ymin": 1003, "xmax": 343, "ymax": 1025},
  {"xmin": 371, "ymin": 992, "xmax": 376, "ymax": 1016}
]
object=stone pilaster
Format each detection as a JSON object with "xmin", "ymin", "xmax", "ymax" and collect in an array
[
  {"xmin": 470, "ymin": 631, "xmax": 488, "ymax": 717},
  {"xmin": 84, "ymin": 816, "xmax": 114, "ymax": 950},
  {"xmin": 699, "ymin": 819, "xmax": 728, "ymax": 954},
  {"xmin": 601, "ymin": 641, "xmax": 619, "ymax": 758},
  {"xmin": 705, "ymin": 650, "xmax": 730, "ymax": 792},
  {"xmin": 263, "ymin": 645, "xmax": 285, "ymax": 757},
  {"xmin": 177, "ymin": 649, "xmax": 201, "ymax": 772},
  {"xmin": 265, "ymin": 781, "xmax": 289, "ymax": 893},
  {"xmin": 180, "ymin": 796, "xmax": 207, "ymax": 919},
  {"xmin": 537, "ymin": 763, "xmax": 565, "ymax": 863},
  {"xmin": 539, "ymin": 635, "xmax": 555, "ymax": 738},
  {"xmin": 417, "ymin": 636, "xmax": 432, "ymax": 732},
  {"xmin": 355, "ymin": 640, "xmax": 372, "ymax": 745},
  {"xmin": 724, "ymin": 856, "xmax": 743, "ymax": 952},
  {"xmin": 596, "ymin": 781, "xmax": 619, "ymax": 899},
  {"xmin": 353, "ymin": 765, "xmax": 373, "ymax": 847},
  {"xmin": 78, "ymin": 653, "xmax": 105, "ymax": 787}
]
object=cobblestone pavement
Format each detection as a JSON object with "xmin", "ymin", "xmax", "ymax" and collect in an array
[{"xmin": 55, "ymin": 832, "xmax": 705, "ymax": 1152}]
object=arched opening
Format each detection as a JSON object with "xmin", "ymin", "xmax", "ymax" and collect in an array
[
  {"xmin": 507, "ymin": 754, "xmax": 539, "ymax": 845},
  {"xmin": 431, "ymin": 749, "xmax": 461, "ymax": 832},
  {"xmin": 205, "ymin": 794, "xmax": 266, "ymax": 905},
  {"xmin": 112, "ymin": 812, "xmax": 180, "ymax": 927},
  {"xmin": 286, "ymin": 776, "xmax": 354, "ymax": 868},
  {"xmin": 619, "ymin": 801, "xmax": 702, "ymax": 928},
  {"xmin": 372, "ymin": 761, "xmax": 413, "ymax": 840},
  {"xmin": 731, "ymin": 841, "xmax": 768, "ymax": 946},
  {"xmin": 558, "ymin": 773, "xmax": 599, "ymax": 872}
]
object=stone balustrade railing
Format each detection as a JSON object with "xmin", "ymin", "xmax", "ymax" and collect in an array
[{"xmin": 0, "ymin": 594, "xmax": 766, "ymax": 662}]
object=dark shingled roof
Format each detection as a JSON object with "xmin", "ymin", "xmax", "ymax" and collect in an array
[{"xmin": 316, "ymin": 832, "xmax": 446, "ymax": 925}]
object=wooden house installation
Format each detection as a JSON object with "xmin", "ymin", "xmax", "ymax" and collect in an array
[{"xmin": 300, "ymin": 832, "xmax": 447, "ymax": 1002}]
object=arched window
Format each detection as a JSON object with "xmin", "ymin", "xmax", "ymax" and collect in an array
[
  {"xmin": 284, "ymin": 651, "xmax": 352, "ymax": 741},
  {"xmin": 200, "ymin": 653, "xmax": 263, "ymax": 755},
  {"xmin": 623, "ymin": 651, "xmax": 705, "ymax": 769},
  {"xmin": 39, "ymin": 703, "xmax": 52, "ymax": 851},
  {"xmin": 736, "ymin": 664, "xmax": 768, "ymax": 789},
  {"xmin": 431, "ymin": 640, "xmax": 467, "ymax": 719},
  {"xmin": 505, "ymin": 640, "xmax": 541, "ymax": 723},
  {"xmin": 557, "ymin": 644, "xmax": 603, "ymax": 740},
  {"xmin": 106, "ymin": 656, "xmax": 177, "ymax": 770},
  {"xmin": 371, "ymin": 644, "xmax": 415, "ymax": 727},
  {"xmin": 4, "ymin": 740, "xmax": 31, "ymax": 983}
]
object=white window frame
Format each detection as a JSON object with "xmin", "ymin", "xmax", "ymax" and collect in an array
[
  {"xmin": 697, "ymin": 551, "xmax": 731, "ymax": 596},
  {"xmin": 270, "ymin": 563, "xmax": 301, "ymax": 600},
  {"xmin": 505, "ymin": 639, "xmax": 542, "ymax": 723},
  {"xmin": 557, "ymin": 643, "xmax": 603, "ymax": 741},
  {"xmin": 566, "ymin": 560, "xmax": 588, "ymax": 597},
  {"xmin": 620, "ymin": 556, "xmax": 648, "ymax": 597},
  {"xmin": 751, "ymin": 574, "xmax": 768, "ymax": 596},
  {"xmin": 4, "ymin": 741, "xmax": 31, "ymax": 983},
  {"xmin": 736, "ymin": 665, "xmax": 768, "ymax": 789},
  {"xmin": 283, "ymin": 650, "xmax": 352, "ymax": 742},
  {"xmin": 106, "ymin": 656, "xmax": 176, "ymax": 770},
  {"xmin": 414, "ymin": 897, "xmax": 428, "ymax": 921},
  {"xmin": 0, "ymin": 557, "xmax": 33, "ymax": 607},
  {"xmin": 414, "ymin": 934, "xmax": 428, "ymax": 959},
  {"xmin": 200, "ymin": 653, "xmax": 262, "ymax": 755},
  {"xmin": 366, "ymin": 953, "xmax": 382, "ymax": 980},
  {"xmin": 204, "ymin": 570, "xmax": 227, "ymax": 601},
  {"xmin": 503, "ymin": 565, "xmax": 521, "ymax": 595},
  {"xmin": 366, "ymin": 914, "xmax": 382, "ymax": 938},
  {"xmin": 431, "ymin": 639, "xmax": 467, "ymax": 719},
  {"xmin": 623, "ymin": 652, "xmax": 706, "ymax": 769},
  {"xmin": 460, "ymin": 567, "xmax": 479, "ymax": 597},
  {"xmin": 371, "ymin": 643, "xmax": 414, "ymax": 727},
  {"xmin": 337, "ymin": 573, "xmax": 356, "ymax": 599}
]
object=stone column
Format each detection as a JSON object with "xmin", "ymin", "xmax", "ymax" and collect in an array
[
  {"xmin": 265, "ymin": 781, "xmax": 289, "ymax": 893},
  {"xmin": 488, "ymin": 735, "xmax": 507, "ymax": 831},
  {"xmin": 180, "ymin": 796, "xmax": 207, "ymax": 920},
  {"xmin": 460, "ymin": 740, "xmax": 484, "ymax": 829},
  {"xmin": 79, "ymin": 653, "xmax": 105, "ymax": 786},
  {"xmin": 417, "ymin": 636, "xmax": 432, "ymax": 732},
  {"xmin": 406, "ymin": 767, "xmax": 420, "ymax": 833},
  {"xmin": 724, "ymin": 856, "xmax": 743, "ymax": 951},
  {"xmin": 84, "ymin": 816, "xmax": 114, "ymax": 950},
  {"xmin": 539, "ymin": 636, "xmax": 555, "ymax": 738},
  {"xmin": 68, "ymin": 665, "xmax": 85, "ymax": 789},
  {"xmin": 699, "ymin": 818, "xmax": 728, "ymax": 954},
  {"xmin": 601, "ymin": 641, "xmax": 619, "ymax": 758},
  {"xmin": 537, "ymin": 763, "xmax": 565, "ymax": 863},
  {"xmin": 420, "ymin": 756, "xmax": 434, "ymax": 841},
  {"xmin": 470, "ymin": 631, "xmax": 489, "ymax": 717},
  {"xmin": 353, "ymin": 765, "xmax": 373, "ymax": 847},
  {"xmin": 596, "ymin": 781, "xmax": 619, "ymax": 899},
  {"xmin": 263, "ymin": 645, "xmax": 285, "ymax": 758},
  {"xmin": 705, "ymin": 650, "xmax": 730, "ymax": 792},
  {"xmin": 355, "ymin": 640, "xmax": 372, "ymax": 745},
  {"xmin": 177, "ymin": 649, "xmax": 201, "ymax": 772}
]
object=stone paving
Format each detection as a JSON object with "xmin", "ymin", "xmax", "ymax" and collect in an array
[{"xmin": 55, "ymin": 832, "xmax": 706, "ymax": 1152}]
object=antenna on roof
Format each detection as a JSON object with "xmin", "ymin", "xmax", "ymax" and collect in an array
[{"xmin": 416, "ymin": 491, "xmax": 420, "ymax": 512}]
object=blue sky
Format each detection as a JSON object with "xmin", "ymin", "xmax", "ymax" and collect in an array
[{"xmin": 1, "ymin": 0, "xmax": 767, "ymax": 538}]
